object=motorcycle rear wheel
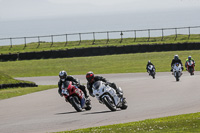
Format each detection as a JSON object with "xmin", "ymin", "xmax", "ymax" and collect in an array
[
  {"xmin": 85, "ymin": 100, "xmax": 92, "ymax": 111},
  {"xmin": 120, "ymin": 98, "xmax": 128, "ymax": 110}
]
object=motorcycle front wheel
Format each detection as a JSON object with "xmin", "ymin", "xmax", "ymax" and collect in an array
[
  {"xmin": 102, "ymin": 96, "xmax": 117, "ymax": 111},
  {"xmin": 176, "ymin": 72, "xmax": 179, "ymax": 82},
  {"xmin": 70, "ymin": 96, "xmax": 82, "ymax": 112}
]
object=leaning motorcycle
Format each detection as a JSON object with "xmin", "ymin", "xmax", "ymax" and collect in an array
[
  {"xmin": 186, "ymin": 60, "xmax": 195, "ymax": 75},
  {"xmin": 92, "ymin": 81, "xmax": 128, "ymax": 111},
  {"xmin": 61, "ymin": 81, "xmax": 92, "ymax": 112},
  {"xmin": 173, "ymin": 63, "xmax": 182, "ymax": 82},
  {"xmin": 148, "ymin": 65, "xmax": 156, "ymax": 79}
]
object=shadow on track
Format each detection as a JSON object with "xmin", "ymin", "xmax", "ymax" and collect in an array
[
  {"xmin": 55, "ymin": 111, "xmax": 77, "ymax": 115},
  {"xmin": 83, "ymin": 110, "xmax": 120, "ymax": 115}
]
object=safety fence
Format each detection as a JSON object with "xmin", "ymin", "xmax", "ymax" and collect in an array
[{"xmin": 0, "ymin": 26, "xmax": 200, "ymax": 48}]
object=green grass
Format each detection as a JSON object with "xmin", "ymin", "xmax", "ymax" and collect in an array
[
  {"xmin": 56, "ymin": 112, "xmax": 200, "ymax": 133},
  {"xmin": 0, "ymin": 85, "xmax": 57, "ymax": 100},
  {"xmin": 0, "ymin": 34, "xmax": 200, "ymax": 54},
  {"xmin": 0, "ymin": 71, "xmax": 33, "ymax": 84},
  {"xmin": 0, "ymin": 50, "xmax": 199, "ymax": 77}
]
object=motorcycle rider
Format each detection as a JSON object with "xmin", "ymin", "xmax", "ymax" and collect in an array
[
  {"xmin": 171, "ymin": 55, "xmax": 183, "ymax": 72},
  {"xmin": 185, "ymin": 56, "xmax": 195, "ymax": 70},
  {"xmin": 86, "ymin": 71, "xmax": 122, "ymax": 97},
  {"xmin": 146, "ymin": 60, "xmax": 155, "ymax": 75},
  {"xmin": 58, "ymin": 70, "xmax": 89, "ymax": 99}
]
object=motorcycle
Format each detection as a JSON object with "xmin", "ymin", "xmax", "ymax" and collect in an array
[
  {"xmin": 173, "ymin": 63, "xmax": 182, "ymax": 82},
  {"xmin": 147, "ymin": 65, "xmax": 156, "ymax": 79},
  {"xmin": 186, "ymin": 60, "xmax": 195, "ymax": 75},
  {"xmin": 92, "ymin": 81, "xmax": 128, "ymax": 111},
  {"xmin": 61, "ymin": 81, "xmax": 92, "ymax": 112}
]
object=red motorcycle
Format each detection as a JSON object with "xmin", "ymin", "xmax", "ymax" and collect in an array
[
  {"xmin": 61, "ymin": 81, "xmax": 92, "ymax": 112},
  {"xmin": 186, "ymin": 60, "xmax": 195, "ymax": 75}
]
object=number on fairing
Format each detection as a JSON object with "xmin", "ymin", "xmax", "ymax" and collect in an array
[{"xmin": 75, "ymin": 89, "xmax": 81, "ymax": 96}]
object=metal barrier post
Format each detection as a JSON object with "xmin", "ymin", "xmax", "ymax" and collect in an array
[
  {"xmin": 37, "ymin": 36, "xmax": 40, "ymax": 48},
  {"xmin": 65, "ymin": 34, "xmax": 68, "ymax": 46},
  {"xmin": 188, "ymin": 27, "xmax": 191, "ymax": 39},
  {"xmin": 24, "ymin": 37, "xmax": 26, "ymax": 47},
  {"xmin": 10, "ymin": 38, "xmax": 12, "ymax": 48},
  {"xmin": 79, "ymin": 33, "xmax": 81, "ymax": 45},
  {"xmin": 175, "ymin": 28, "xmax": 177, "ymax": 41},
  {"xmin": 120, "ymin": 31, "xmax": 123, "ymax": 43},
  {"xmin": 161, "ymin": 29, "xmax": 164, "ymax": 41},
  {"xmin": 106, "ymin": 32, "xmax": 109, "ymax": 44},
  {"xmin": 134, "ymin": 30, "xmax": 136, "ymax": 42},
  {"xmin": 51, "ymin": 35, "xmax": 53, "ymax": 47},
  {"xmin": 92, "ymin": 32, "xmax": 95, "ymax": 44},
  {"xmin": 148, "ymin": 29, "xmax": 150, "ymax": 42}
]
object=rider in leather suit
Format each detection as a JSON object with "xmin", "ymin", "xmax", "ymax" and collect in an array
[
  {"xmin": 146, "ymin": 60, "xmax": 155, "ymax": 75},
  {"xmin": 58, "ymin": 70, "xmax": 89, "ymax": 98},
  {"xmin": 185, "ymin": 56, "xmax": 195, "ymax": 70},
  {"xmin": 86, "ymin": 71, "xmax": 122, "ymax": 97},
  {"xmin": 171, "ymin": 55, "xmax": 183, "ymax": 71}
]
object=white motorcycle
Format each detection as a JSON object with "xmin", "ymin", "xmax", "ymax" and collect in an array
[
  {"xmin": 173, "ymin": 63, "xmax": 182, "ymax": 82},
  {"xmin": 147, "ymin": 65, "xmax": 156, "ymax": 79},
  {"xmin": 92, "ymin": 81, "xmax": 128, "ymax": 111}
]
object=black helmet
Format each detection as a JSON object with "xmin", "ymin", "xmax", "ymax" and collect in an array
[
  {"xmin": 174, "ymin": 55, "xmax": 179, "ymax": 60},
  {"xmin": 59, "ymin": 70, "xmax": 67, "ymax": 82},
  {"xmin": 86, "ymin": 71, "xmax": 94, "ymax": 83}
]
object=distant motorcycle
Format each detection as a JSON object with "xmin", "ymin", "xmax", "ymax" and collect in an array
[
  {"xmin": 61, "ymin": 81, "xmax": 92, "ymax": 112},
  {"xmin": 186, "ymin": 60, "xmax": 195, "ymax": 75},
  {"xmin": 92, "ymin": 81, "xmax": 128, "ymax": 111},
  {"xmin": 147, "ymin": 65, "xmax": 156, "ymax": 79},
  {"xmin": 173, "ymin": 63, "xmax": 182, "ymax": 82}
]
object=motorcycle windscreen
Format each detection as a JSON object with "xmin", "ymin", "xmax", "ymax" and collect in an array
[
  {"xmin": 62, "ymin": 81, "xmax": 71, "ymax": 89},
  {"xmin": 92, "ymin": 81, "xmax": 101, "ymax": 90}
]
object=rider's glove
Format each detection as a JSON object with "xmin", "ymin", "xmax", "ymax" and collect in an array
[{"xmin": 181, "ymin": 66, "xmax": 184, "ymax": 70}]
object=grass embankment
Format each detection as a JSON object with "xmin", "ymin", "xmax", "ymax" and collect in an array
[
  {"xmin": 57, "ymin": 112, "xmax": 200, "ymax": 133},
  {"xmin": 0, "ymin": 34, "xmax": 200, "ymax": 54},
  {"xmin": 0, "ymin": 71, "xmax": 33, "ymax": 84},
  {"xmin": 0, "ymin": 85, "xmax": 57, "ymax": 100},
  {"xmin": 0, "ymin": 71, "xmax": 57, "ymax": 100},
  {"xmin": 0, "ymin": 50, "xmax": 199, "ymax": 77}
]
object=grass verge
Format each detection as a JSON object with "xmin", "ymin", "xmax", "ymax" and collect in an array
[
  {"xmin": 0, "ymin": 34, "xmax": 200, "ymax": 54},
  {"xmin": 56, "ymin": 112, "xmax": 200, "ymax": 133},
  {"xmin": 0, "ymin": 50, "xmax": 199, "ymax": 77},
  {"xmin": 0, "ymin": 85, "xmax": 57, "ymax": 100},
  {"xmin": 0, "ymin": 71, "xmax": 33, "ymax": 84}
]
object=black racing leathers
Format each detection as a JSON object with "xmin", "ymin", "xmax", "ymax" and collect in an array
[
  {"xmin": 58, "ymin": 75, "xmax": 88, "ymax": 98},
  {"xmin": 171, "ymin": 59, "xmax": 183, "ymax": 71},
  {"xmin": 86, "ymin": 76, "xmax": 118, "ymax": 97}
]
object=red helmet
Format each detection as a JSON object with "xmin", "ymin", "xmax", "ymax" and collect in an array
[{"xmin": 86, "ymin": 71, "xmax": 94, "ymax": 83}]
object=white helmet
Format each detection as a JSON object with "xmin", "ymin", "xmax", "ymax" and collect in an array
[
  {"xmin": 174, "ymin": 55, "xmax": 179, "ymax": 60},
  {"xmin": 188, "ymin": 56, "xmax": 192, "ymax": 60}
]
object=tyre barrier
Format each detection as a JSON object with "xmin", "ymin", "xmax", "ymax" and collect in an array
[
  {"xmin": 0, "ymin": 42, "xmax": 200, "ymax": 61},
  {"xmin": 0, "ymin": 83, "xmax": 38, "ymax": 89}
]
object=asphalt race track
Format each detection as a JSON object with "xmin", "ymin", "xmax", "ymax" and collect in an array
[{"xmin": 1, "ymin": 72, "xmax": 200, "ymax": 133}]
